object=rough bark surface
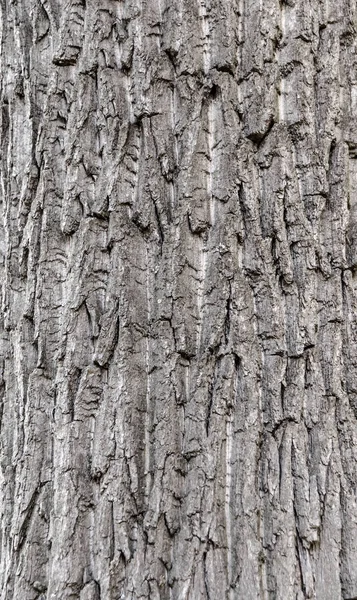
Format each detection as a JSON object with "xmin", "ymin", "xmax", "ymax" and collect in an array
[{"xmin": 1, "ymin": 0, "xmax": 357, "ymax": 598}]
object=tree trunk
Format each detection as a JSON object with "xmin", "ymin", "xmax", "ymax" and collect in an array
[{"xmin": 1, "ymin": 0, "xmax": 357, "ymax": 598}]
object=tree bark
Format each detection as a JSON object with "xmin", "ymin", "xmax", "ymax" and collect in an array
[{"xmin": 1, "ymin": 0, "xmax": 357, "ymax": 598}]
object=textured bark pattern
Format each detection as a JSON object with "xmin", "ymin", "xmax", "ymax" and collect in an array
[{"xmin": 1, "ymin": 0, "xmax": 357, "ymax": 598}]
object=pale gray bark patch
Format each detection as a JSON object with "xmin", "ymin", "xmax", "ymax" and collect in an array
[{"xmin": 1, "ymin": 0, "xmax": 357, "ymax": 598}]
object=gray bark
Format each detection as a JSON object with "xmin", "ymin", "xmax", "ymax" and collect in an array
[{"xmin": 1, "ymin": 0, "xmax": 357, "ymax": 598}]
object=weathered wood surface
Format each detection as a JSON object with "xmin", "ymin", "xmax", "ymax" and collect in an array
[{"xmin": 1, "ymin": 0, "xmax": 357, "ymax": 598}]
